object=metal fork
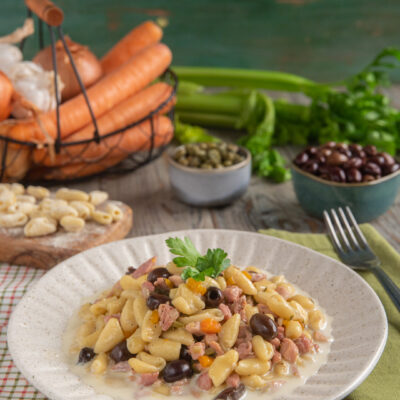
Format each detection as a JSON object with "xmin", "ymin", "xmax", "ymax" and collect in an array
[{"xmin": 323, "ymin": 206, "xmax": 400, "ymax": 312}]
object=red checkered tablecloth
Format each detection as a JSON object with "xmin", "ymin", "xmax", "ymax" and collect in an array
[{"xmin": 0, "ymin": 265, "xmax": 46, "ymax": 399}]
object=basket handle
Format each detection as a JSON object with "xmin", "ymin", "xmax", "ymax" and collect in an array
[{"xmin": 25, "ymin": 0, "xmax": 64, "ymax": 26}]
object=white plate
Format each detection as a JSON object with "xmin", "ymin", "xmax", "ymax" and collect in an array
[{"xmin": 8, "ymin": 229, "xmax": 387, "ymax": 400}]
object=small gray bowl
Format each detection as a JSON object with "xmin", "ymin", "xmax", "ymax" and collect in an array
[{"xmin": 167, "ymin": 146, "xmax": 252, "ymax": 207}]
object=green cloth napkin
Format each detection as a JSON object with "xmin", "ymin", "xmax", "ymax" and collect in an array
[{"xmin": 259, "ymin": 224, "xmax": 400, "ymax": 400}]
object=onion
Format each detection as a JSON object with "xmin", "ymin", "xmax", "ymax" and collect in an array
[
  {"xmin": 0, "ymin": 71, "xmax": 13, "ymax": 121},
  {"xmin": 33, "ymin": 36, "xmax": 102, "ymax": 100}
]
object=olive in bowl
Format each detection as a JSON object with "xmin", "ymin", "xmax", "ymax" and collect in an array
[
  {"xmin": 167, "ymin": 142, "xmax": 251, "ymax": 207},
  {"xmin": 292, "ymin": 143, "xmax": 400, "ymax": 222}
]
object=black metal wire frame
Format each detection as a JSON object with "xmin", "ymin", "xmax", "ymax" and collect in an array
[{"xmin": 0, "ymin": 6, "xmax": 177, "ymax": 182}]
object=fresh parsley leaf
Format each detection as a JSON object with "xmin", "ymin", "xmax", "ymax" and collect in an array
[
  {"xmin": 196, "ymin": 249, "xmax": 231, "ymax": 277},
  {"xmin": 165, "ymin": 237, "xmax": 201, "ymax": 268},
  {"xmin": 165, "ymin": 237, "xmax": 231, "ymax": 281}
]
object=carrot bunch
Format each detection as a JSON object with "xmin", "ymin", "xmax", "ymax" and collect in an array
[{"xmin": 1, "ymin": 21, "xmax": 175, "ymax": 181}]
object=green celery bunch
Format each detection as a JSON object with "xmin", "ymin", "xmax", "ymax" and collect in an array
[{"xmin": 174, "ymin": 47, "xmax": 400, "ymax": 161}]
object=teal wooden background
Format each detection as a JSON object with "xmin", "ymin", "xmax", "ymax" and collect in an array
[{"xmin": 1, "ymin": 0, "xmax": 400, "ymax": 82}]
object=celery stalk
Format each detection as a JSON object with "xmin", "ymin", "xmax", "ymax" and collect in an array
[
  {"xmin": 176, "ymin": 93, "xmax": 243, "ymax": 115},
  {"xmin": 178, "ymin": 111, "xmax": 240, "ymax": 129},
  {"xmin": 173, "ymin": 66, "xmax": 326, "ymax": 94}
]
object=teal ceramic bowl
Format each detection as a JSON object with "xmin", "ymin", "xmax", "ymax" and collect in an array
[{"xmin": 292, "ymin": 164, "xmax": 400, "ymax": 222}]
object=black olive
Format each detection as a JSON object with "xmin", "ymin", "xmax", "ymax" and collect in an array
[
  {"xmin": 249, "ymin": 313, "xmax": 277, "ymax": 341},
  {"xmin": 125, "ymin": 266, "xmax": 136, "ymax": 275},
  {"xmin": 154, "ymin": 286, "xmax": 170, "ymax": 296},
  {"xmin": 147, "ymin": 267, "xmax": 171, "ymax": 284},
  {"xmin": 214, "ymin": 384, "xmax": 246, "ymax": 400},
  {"xmin": 109, "ymin": 341, "xmax": 134, "ymax": 362},
  {"xmin": 78, "ymin": 347, "xmax": 95, "ymax": 364},
  {"xmin": 179, "ymin": 344, "xmax": 192, "ymax": 363},
  {"xmin": 146, "ymin": 293, "xmax": 170, "ymax": 310},
  {"xmin": 205, "ymin": 286, "xmax": 224, "ymax": 307},
  {"xmin": 162, "ymin": 359, "xmax": 193, "ymax": 383},
  {"xmin": 193, "ymin": 334, "xmax": 204, "ymax": 342}
]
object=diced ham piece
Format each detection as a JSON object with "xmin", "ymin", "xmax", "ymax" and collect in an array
[
  {"xmin": 280, "ymin": 338, "xmax": 299, "ymax": 363},
  {"xmin": 158, "ymin": 304, "xmax": 179, "ymax": 331},
  {"xmin": 169, "ymin": 274, "xmax": 183, "ymax": 287},
  {"xmin": 314, "ymin": 343, "xmax": 320, "ymax": 353},
  {"xmin": 236, "ymin": 341, "xmax": 253, "ymax": 360},
  {"xmin": 197, "ymin": 371, "xmax": 213, "ymax": 391},
  {"xmin": 235, "ymin": 325, "xmax": 252, "ymax": 346},
  {"xmin": 272, "ymin": 349, "xmax": 282, "ymax": 364},
  {"xmin": 141, "ymin": 281, "xmax": 154, "ymax": 298},
  {"xmin": 275, "ymin": 285, "xmax": 292, "ymax": 300},
  {"xmin": 270, "ymin": 338, "xmax": 280, "ymax": 348},
  {"xmin": 313, "ymin": 331, "xmax": 328, "ymax": 342},
  {"xmin": 185, "ymin": 321, "xmax": 203, "ymax": 335},
  {"xmin": 226, "ymin": 373, "xmax": 241, "ymax": 388},
  {"xmin": 139, "ymin": 372, "xmax": 159, "ymax": 386},
  {"xmin": 257, "ymin": 303, "xmax": 273, "ymax": 315},
  {"xmin": 295, "ymin": 335, "xmax": 313, "ymax": 354},
  {"xmin": 104, "ymin": 314, "xmax": 120, "ymax": 324},
  {"xmin": 154, "ymin": 277, "xmax": 169, "ymax": 291},
  {"xmin": 132, "ymin": 257, "xmax": 156, "ymax": 278},
  {"xmin": 189, "ymin": 342, "xmax": 205, "ymax": 360},
  {"xmin": 209, "ymin": 341, "xmax": 224, "ymax": 356},
  {"xmin": 249, "ymin": 272, "xmax": 266, "ymax": 282},
  {"xmin": 230, "ymin": 295, "xmax": 247, "ymax": 320},
  {"xmin": 218, "ymin": 303, "xmax": 232, "ymax": 321},
  {"xmin": 223, "ymin": 286, "xmax": 243, "ymax": 303},
  {"xmin": 111, "ymin": 361, "xmax": 131, "ymax": 372},
  {"xmin": 204, "ymin": 334, "xmax": 218, "ymax": 346},
  {"xmin": 277, "ymin": 326, "xmax": 285, "ymax": 340}
]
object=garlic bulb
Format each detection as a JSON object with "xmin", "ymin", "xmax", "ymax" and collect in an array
[
  {"xmin": 0, "ymin": 45, "xmax": 63, "ymax": 119},
  {"xmin": 0, "ymin": 44, "xmax": 23, "ymax": 74}
]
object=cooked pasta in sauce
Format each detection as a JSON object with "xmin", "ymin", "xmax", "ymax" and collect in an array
[{"xmin": 64, "ymin": 254, "xmax": 332, "ymax": 400}]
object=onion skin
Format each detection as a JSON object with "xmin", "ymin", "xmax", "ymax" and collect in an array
[
  {"xmin": 0, "ymin": 71, "xmax": 13, "ymax": 121},
  {"xmin": 33, "ymin": 36, "xmax": 102, "ymax": 100}
]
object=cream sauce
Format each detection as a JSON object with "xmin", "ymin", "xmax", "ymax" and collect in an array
[{"xmin": 62, "ymin": 281, "xmax": 333, "ymax": 400}]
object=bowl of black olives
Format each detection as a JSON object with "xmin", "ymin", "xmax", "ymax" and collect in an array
[
  {"xmin": 167, "ymin": 142, "xmax": 251, "ymax": 207},
  {"xmin": 292, "ymin": 142, "xmax": 400, "ymax": 222}
]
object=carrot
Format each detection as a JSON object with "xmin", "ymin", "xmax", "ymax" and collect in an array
[
  {"xmin": 200, "ymin": 318, "xmax": 221, "ymax": 334},
  {"xmin": 3, "ymin": 43, "xmax": 172, "ymax": 143},
  {"xmin": 29, "ymin": 154, "xmax": 126, "ymax": 181},
  {"xmin": 0, "ymin": 71, "xmax": 13, "ymax": 121},
  {"xmin": 37, "ymin": 116, "xmax": 173, "ymax": 180},
  {"xmin": 33, "ymin": 82, "xmax": 175, "ymax": 166},
  {"xmin": 101, "ymin": 21, "xmax": 163, "ymax": 74}
]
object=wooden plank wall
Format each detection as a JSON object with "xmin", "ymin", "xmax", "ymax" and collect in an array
[{"xmin": 1, "ymin": 0, "xmax": 399, "ymax": 82}]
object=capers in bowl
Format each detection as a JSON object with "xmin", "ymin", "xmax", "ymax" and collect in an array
[
  {"xmin": 173, "ymin": 142, "xmax": 246, "ymax": 170},
  {"xmin": 167, "ymin": 143, "xmax": 252, "ymax": 207}
]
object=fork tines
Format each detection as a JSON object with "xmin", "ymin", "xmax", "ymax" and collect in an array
[{"xmin": 323, "ymin": 207, "xmax": 369, "ymax": 255}]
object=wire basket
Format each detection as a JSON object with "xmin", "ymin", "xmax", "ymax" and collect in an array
[{"xmin": 0, "ymin": 0, "xmax": 177, "ymax": 183}]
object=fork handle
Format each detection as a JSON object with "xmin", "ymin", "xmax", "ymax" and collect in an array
[{"xmin": 371, "ymin": 266, "xmax": 400, "ymax": 312}]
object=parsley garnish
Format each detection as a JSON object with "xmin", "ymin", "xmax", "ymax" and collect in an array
[{"xmin": 165, "ymin": 237, "xmax": 231, "ymax": 281}]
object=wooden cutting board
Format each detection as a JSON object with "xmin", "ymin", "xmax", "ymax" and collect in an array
[{"xmin": 0, "ymin": 201, "xmax": 133, "ymax": 269}]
